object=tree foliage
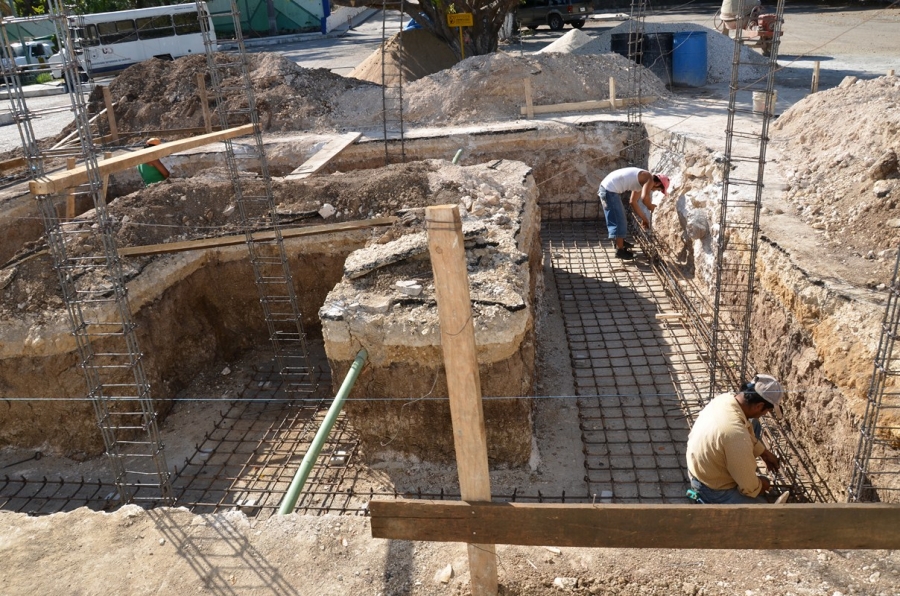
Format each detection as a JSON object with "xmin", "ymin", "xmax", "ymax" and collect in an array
[
  {"xmin": 406, "ymin": 0, "xmax": 520, "ymax": 59},
  {"xmin": 10, "ymin": 0, "xmax": 173, "ymax": 17}
]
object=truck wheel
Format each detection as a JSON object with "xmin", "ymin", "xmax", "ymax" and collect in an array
[
  {"xmin": 571, "ymin": 19, "xmax": 585, "ymax": 29},
  {"xmin": 548, "ymin": 14, "xmax": 564, "ymax": 31}
]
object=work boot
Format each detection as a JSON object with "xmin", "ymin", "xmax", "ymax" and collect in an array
[
  {"xmin": 615, "ymin": 248, "xmax": 634, "ymax": 260},
  {"xmin": 622, "ymin": 239, "xmax": 635, "ymax": 249}
]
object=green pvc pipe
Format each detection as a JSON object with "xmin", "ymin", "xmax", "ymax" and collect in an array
[
  {"xmin": 452, "ymin": 148, "xmax": 463, "ymax": 164},
  {"xmin": 278, "ymin": 347, "xmax": 368, "ymax": 515}
]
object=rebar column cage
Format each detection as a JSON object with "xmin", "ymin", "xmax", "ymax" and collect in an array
[
  {"xmin": 381, "ymin": 0, "xmax": 406, "ymax": 165},
  {"xmin": 708, "ymin": 0, "xmax": 785, "ymax": 395},
  {"xmin": 7, "ymin": 1, "xmax": 175, "ymax": 505},
  {"xmin": 849, "ymin": 248, "xmax": 900, "ymax": 502},
  {"xmin": 623, "ymin": 0, "xmax": 647, "ymax": 168},
  {"xmin": 195, "ymin": 0, "xmax": 316, "ymax": 394}
]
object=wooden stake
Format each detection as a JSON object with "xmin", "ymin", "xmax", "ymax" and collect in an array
[
  {"xmin": 524, "ymin": 78, "xmax": 533, "ymax": 120},
  {"xmin": 888, "ymin": 69, "xmax": 895, "ymax": 77},
  {"xmin": 196, "ymin": 72, "xmax": 212, "ymax": 133},
  {"xmin": 609, "ymin": 76, "xmax": 617, "ymax": 109},
  {"xmin": 65, "ymin": 157, "xmax": 76, "ymax": 220},
  {"xmin": 101, "ymin": 86, "xmax": 118, "ymax": 142},
  {"xmin": 811, "ymin": 61, "xmax": 820, "ymax": 94},
  {"xmin": 425, "ymin": 205, "xmax": 497, "ymax": 596}
]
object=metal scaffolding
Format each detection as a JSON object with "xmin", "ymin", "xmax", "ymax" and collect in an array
[
  {"xmin": 4, "ymin": 2, "xmax": 174, "ymax": 505},
  {"xmin": 380, "ymin": 1, "xmax": 406, "ymax": 165},
  {"xmin": 849, "ymin": 249, "xmax": 900, "ymax": 502},
  {"xmin": 195, "ymin": 0, "xmax": 317, "ymax": 394},
  {"xmin": 708, "ymin": 0, "xmax": 785, "ymax": 395}
]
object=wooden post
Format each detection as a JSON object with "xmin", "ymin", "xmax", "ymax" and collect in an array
[
  {"xmin": 196, "ymin": 72, "xmax": 212, "ymax": 133},
  {"xmin": 524, "ymin": 78, "xmax": 533, "ymax": 120},
  {"xmin": 888, "ymin": 69, "xmax": 895, "ymax": 77},
  {"xmin": 64, "ymin": 157, "xmax": 76, "ymax": 220},
  {"xmin": 101, "ymin": 86, "xmax": 118, "ymax": 142},
  {"xmin": 811, "ymin": 61, "xmax": 820, "ymax": 93},
  {"xmin": 425, "ymin": 205, "xmax": 498, "ymax": 596},
  {"xmin": 609, "ymin": 76, "xmax": 617, "ymax": 109}
]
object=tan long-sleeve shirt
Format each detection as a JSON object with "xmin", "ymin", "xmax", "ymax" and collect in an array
[{"xmin": 686, "ymin": 393, "xmax": 766, "ymax": 497}]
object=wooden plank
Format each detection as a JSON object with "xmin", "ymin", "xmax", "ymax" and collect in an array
[
  {"xmin": 609, "ymin": 76, "xmax": 617, "ymax": 109},
  {"xmin": 101, "ymin": 151, "xmax": 112, "ymax": 203},
  {"xmin": 30, "ymin": 124, "xmax": 254, "ymax": 195},
  {"xmin": 284, "ymin": 132, "xmax": 361, "ymax": 180},
  {"xmin": 370, "ymin": 500, "xmax": 900, "ymax": 550},
  {"xmin": 101, "ymin": 86, "xmax": 118, "ymax": 142},
  {"xmin": 196, "ymin": 73, "xmax": 212, "ymax": 134},
  {"xmin": 811, "ymin": 60, "xmax": 820, "ymax": 93},
  {"xmin": 519, "ymin": 95, "xmax": 657, "ymax": 116},
  {"xmin": 426, "ymin": 205, "xmax": 497, "ymax": 595},
  {"xmin": 524, "ymin": 78, "xmax": 534, "ymax": 119},
  {"xmin": 0, "ymin": 156, "xmax": 27, "ymax": 173},
  {"xmin": 117, "ymin": 217, "xmax": 397, "ymax": 257}
]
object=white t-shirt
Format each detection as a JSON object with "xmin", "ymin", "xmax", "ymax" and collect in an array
[{"xmin": 600, "ymin": 167, "xmax": 645, "ymax": 194}]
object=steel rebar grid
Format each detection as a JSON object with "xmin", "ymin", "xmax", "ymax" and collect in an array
[
  {"xmin": 850, "ymin": 247, "xmax": 900, "ymax": 502},
  {"xmin": 15, "ymin": 2, "xmax": 174, "ymax": 506},
  {"xmin": 381, "ymin": 1, "xmax": 406, "ymax": 165},
  {"xmin": 543, "ymin": 201, "xmax": 830, "ymax": 503},
  {"xmin": 195, "ymin": 0, "xmax": 316, "ymax": 394},
  {"xmin": 708, "ymin": 0, "xmax": 785, "ymax": 397}
]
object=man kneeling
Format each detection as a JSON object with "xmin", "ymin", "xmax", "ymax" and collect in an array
[{"xmin": 686, "ymin": 374, "xmax": 783, "ymax": 504}]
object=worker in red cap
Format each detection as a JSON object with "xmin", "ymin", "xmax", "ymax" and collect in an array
[
  {"xmin": 136, "ymin": 137, "xmax": 170, "ymax": 186},
  {"xmin": 597, "ymin": 167, "xmax": 670, "ymax": 260}
]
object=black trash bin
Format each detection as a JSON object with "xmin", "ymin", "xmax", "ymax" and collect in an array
[
  {"xmin": 642, "ymin": 32, "xmax": 674, "ymax": 87},
  {"xmin": 610, "ymin": 32, "xmax": 643, "ymax": 64}
]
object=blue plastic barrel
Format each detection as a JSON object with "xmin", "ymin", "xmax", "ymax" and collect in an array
[{"xmin": 672, "ymin": 31, "xmax": 708, "ymax": 87}]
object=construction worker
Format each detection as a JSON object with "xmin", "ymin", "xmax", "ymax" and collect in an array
[
  {"xmin": 597, "ymin": 167, "xmax": 669, "ymax": 260},
  {"xmin": 137, "ymin": 137, "xmax": 170, "ymax": 186},
  {"xmin": 686, "ymin": 374, "xmax": 783, "ymax": 504}
]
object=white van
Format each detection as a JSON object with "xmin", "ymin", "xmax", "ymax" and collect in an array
[
  {"xmin": 1, "ymin": 41, "xmax": 54, "ymax": 73},
  {"xmin": 49, "ymin": 2, "xmax": 213, "ymax": 80}
]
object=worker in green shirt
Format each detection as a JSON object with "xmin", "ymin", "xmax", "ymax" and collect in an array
[{"xmin": 137, "ymin": 137, "xmax": 170, "ymax": 186}]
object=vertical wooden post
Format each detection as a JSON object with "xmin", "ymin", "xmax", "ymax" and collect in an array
[
  {"xmin": 65, "ymin": 157, "xmax": 76, "ymax": 220},
  {"xmin": 811, "ymin": 61, "xmax": 820, "ymax": 94},
  {"xmin": 101, "ymin": 86, "xmax": 118, "ymax": 142},
  {"xmin": 196, "ymin": 72, "xmax": 212, "ymax": 133},
  {"xmin": 888, "ymin": 69, "xmax": 895, "ymax": 77},
  {"xmin": 609, "ymin": 76, "xmax": 617, "ymax": 109},
  {"xmin": 524, "ymin": 78, "xmax": 534, "ymax": 120},
  {"xmin": 425, "ymin": 205, "xmax": 498, "ymax": 596}
]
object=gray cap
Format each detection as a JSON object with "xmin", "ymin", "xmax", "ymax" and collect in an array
[{"xmin": 753, "ymin": 374, "xmax": 784, "ymax": 418}]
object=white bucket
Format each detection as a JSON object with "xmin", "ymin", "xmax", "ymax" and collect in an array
[{"xmin": 752, "ymin": 90, "xmax": 777, "ymax": 115}]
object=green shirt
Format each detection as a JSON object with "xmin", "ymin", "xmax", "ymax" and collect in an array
[{"xmin": 137, "ymin": 162, "xmax": 167, "ymax": 186}]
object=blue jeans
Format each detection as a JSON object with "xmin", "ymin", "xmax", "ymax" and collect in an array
[
  {"xmin": 689, "ymin": 476, "xmax": 767, "ymax": 504},
  {"xmin": 598, "ymin": 187, "xmax": 627, "ymax": 240}
]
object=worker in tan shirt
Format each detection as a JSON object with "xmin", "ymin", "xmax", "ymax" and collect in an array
[{"xmin": 686, "ymin": 374, "xmax": 783, "ymax": 504}]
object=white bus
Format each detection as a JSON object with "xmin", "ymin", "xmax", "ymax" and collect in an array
[{"xmin": 49, "ymin": 2, "xmax": 214, "ymax": 79}]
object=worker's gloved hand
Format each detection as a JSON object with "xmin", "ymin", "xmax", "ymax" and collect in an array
[
  {"xmin": 758, "ymin": 475, "xmax": 772, "ymax": 493},
  {"xmin": 760, "ymin": 449, "xmax": 780, "ymax": 473}
]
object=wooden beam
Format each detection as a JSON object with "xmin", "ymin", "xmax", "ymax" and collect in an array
[
  {"xmin": 426, "ymin": 205, "xmax": 497, "ymax": 595},
  {"xmin": 30, "ymin": 124, "xmax": 254, "ymax": 195},
  {"xmin": 284, "ymin": 132, "xmax": 361, "ymax": 180},
  {"xmin": 370, "ymin": 500, "xmax": 900, "ymax": 550},
  {"xmin": 117, "ymin": 217, "xmax": 397, "ymax": 257},
  {"xmin": 609, "ymin": 76, "xmax": 617, "ymax": 109},
  {"xmin": 0, "ymin": 156, "xmax": 26, "ymax": 173},
  {"xmin": 64, "ymin": 157, "xmax": 76, "ymax": 220},
  {"xmin": 519, "ymin": 95, "xmax": 657, "ymax": 116}
]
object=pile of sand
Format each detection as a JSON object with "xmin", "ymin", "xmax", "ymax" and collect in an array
[
  {"xmin": 348, "ymin": 28, "xmax": 459, "ymax": 84},
  {"xmin": 771, "ymin": 74, "xmax": 900, "ymax": 283}
]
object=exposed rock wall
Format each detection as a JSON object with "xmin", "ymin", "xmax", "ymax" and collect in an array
[{"xmin": 646, "ymin": 123, "xmax": 899, "ymax": 500}]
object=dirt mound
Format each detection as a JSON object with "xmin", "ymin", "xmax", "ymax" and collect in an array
[
  {"xmin": 89, "ymin": 52, "xmax": 378, "ymax": 136},
  {"xmin": 348, "ymin": 28, "xmax": 459, "ymax": 84},
  {"xmin": 772, "ymin": 74, "xmax": 900, "ymax": 284},
  {"xmin": 402, "ymin": 51, "xmax": 670, "ymax": 126}
]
